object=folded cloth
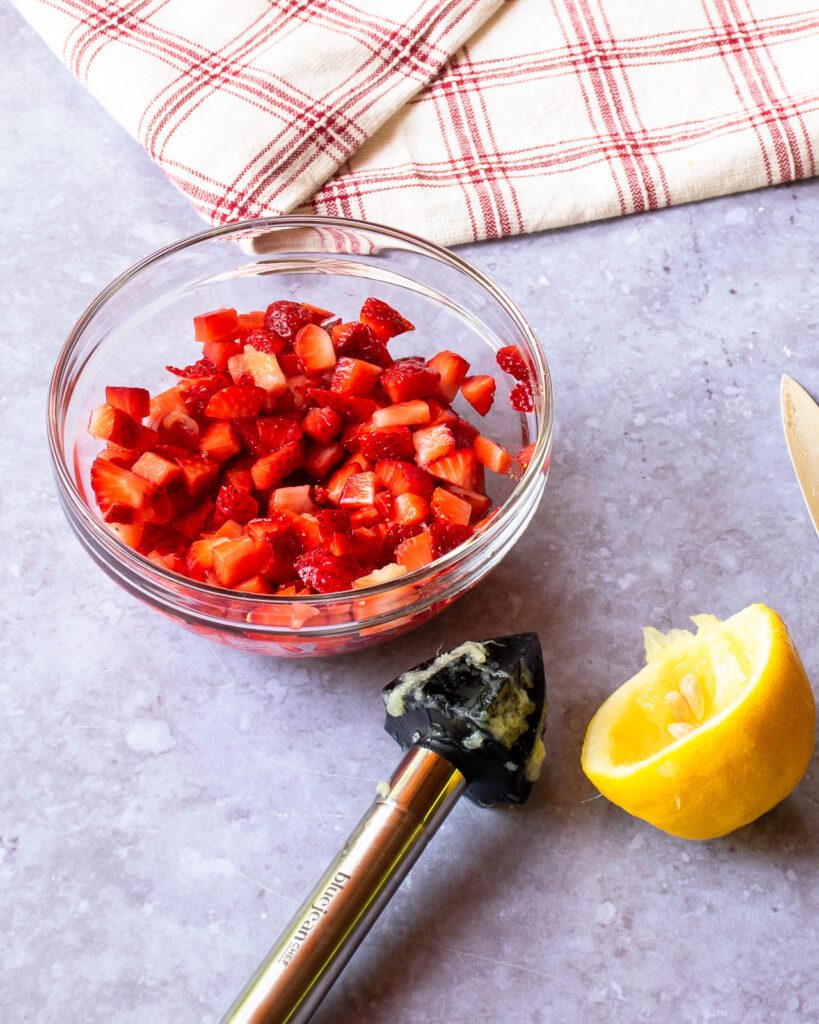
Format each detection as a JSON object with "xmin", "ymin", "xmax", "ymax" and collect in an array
[{"xmin": 16, "ymin": 0, "xmax": 819, "ymax": 246}]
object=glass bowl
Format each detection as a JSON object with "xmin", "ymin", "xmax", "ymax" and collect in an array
[{"xmin": 48, "ymin": 217, "xmax": 553, "ymax": 657}]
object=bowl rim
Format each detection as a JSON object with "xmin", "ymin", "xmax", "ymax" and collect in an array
[{"xmin": 48, "ymin": 214, "xmax": 554, "ymax": 609}]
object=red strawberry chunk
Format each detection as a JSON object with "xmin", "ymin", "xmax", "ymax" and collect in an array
[
  {"xmin": 308, "ymin": 389, "xmax": 378, "ymax": 421},
  {"xmin": 473, "ymin": 435, "xmax": 513, "ymax": 474},
  {"xmin": 175, "ymin": 454, "xmax": 220, "ymax": 499},
  {"xmin": 202, "ymin": 338, "xmax": 243, "ymax": 371},
  {"xmin": 496, "ymin": 345, "xmax": 530, "ymax": 381},
  {"xmin": 392, "ymin": 492, "xmax": 429, "ymax": 527},
  {"xmin": 235, "ymin": 575, "xmax": 273, "ymax": 595},
  {"xmin": 174, "ymin": 500, "xmax": 214, "ymax": 540},
  {"xmin": 238, "ymin": 311, "xmax": 266, "ymax": 331},
  {"xmin": 131, "ymin": 451, "xmax": 183, "ymax": 489},
  {"xmin": 460, "ymin": 375, "xmax": 496, "ymax": 416},
  {"xmin": 179, "ymin": 375, "xmax": 230, "ymax": 418},
  {"xmin": 90, "ymin": 457, "xmax": 155, "ymax": 523},
  {"xmin": 213, "ymin": 535, "xmax": 267, "ymax": 587},
  {"xmin": 428, "ymin": 521, "xmax": 473, "ymax": 557},
  {"xmin": 205, "ymin": 384, "xmax": 265, "ymax": 419},
  {"xmin": 518, "ymin": 441, "xmax": 536, "ymax": 470},
  {"xmin": 264, "ymin": 300, "xmax": 313, "ymax": 341},
  {"xmin": 370, "ymin": 400, "xmax": 430, "ymax": 428},
  {"xmin": 242, "ymin": 328, "xmax": 286, "ymax": 354},
  {"xmin": 294, "ymin": 324, "xmax": 336, "ymax": 376},
  {"xmin": 241, "ymin": 348, "xmax": 287, "ymax": 405},
  {"xmin": 269, "ymin": 484, "xmax": 314, "ymax": 515},
  {"xmin": 105, "ymin": 386, "xmax": 150, "ymax": 422},
  {"xmin": 359, "ymin": 297, "xmax": 415, "ymax": 342},
  {"xmin": 88, "ymin": 404, "xmax": 140, "ymax": 448},
  {"xmin": 166, "ymin": 358, "xmax": 218, "ymax": 379},
  {"xmin": 430, "ymin": 487, "xmax": 472, "ymax": 526},
  {"xmin": 412, "ymin": 423, "xmax": 455, "ymax": 465},
  {"xmin": 394, "ymin": 530, "xmax": 434, "ymax": 571},
  {"xmin": 510, "ymin": 381, "xmax": 535, "ymax": 412},
  {"xmin": 251, "ymin": 440, "xmax": 305, "ymax": 489},
  {"xmin": 427, "ymin": 351, "xmax": 470, "ymax": 403},
  {"xmin": 358, "ymin": 425, "xmax": 415, "ymax": 461},
  {"xmin": 259, "ymin": 530, "xmax": 301, "ymax": 584},
  {"xmin": 302, "ymin": 406, "xmax": 342, "ymax": 444},
  {"xmin": 200, "ymin": 421, "xmax": 241, "ymax": 463},
  {"xmin": 214, "ymin": 483, "xmax": 258, "ymax": 526},
  {"xmin": 302, "ymin": 302, "xmax": 335, "ymax": 324},
  {"xmin": 317, "ymin": 509, "xmax": 352, "ymax": 540},
  {"xmin": 427, "ymin": 449, "xmax": 477, "ymax": 490},
  {"xmin": 295, "ymin": 547, "xmax": 363, "ymax": 593},
  {"xmin": 445, "ymin": 483, "xmax": 492, "ymax": 521},
  {"xmin": 305, "ymin": 441, "xmax": 346, "ymax": 479},
  {"xmin": 332, "ymin": 321, "xmax": 393, "ymax": 367},
  {"xmin": 257, "ymin": 416, "xmax": 302, "ymax": 451},
  {"xmin": 339, "ymin": 471, "xmax": 377, "ymax": 508},
  {"xmin": 194, "ymin": 308, "xmax": 239, "ymax": 344},
  {"xmin": 375, "ymin": 459, "xmax": 435, "ymax": 499},
  {"xmin": 381, "ymin": 358, "xmax": 440, "ymax": 404},
  {"xmin": 331, "ymin": 357, "xmax": 382, "ymax": 397}
]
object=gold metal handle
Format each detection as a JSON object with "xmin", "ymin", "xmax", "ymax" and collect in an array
[{"xmin": 222, "ymin": 746, "xmax": 465, "ymax": 1024}]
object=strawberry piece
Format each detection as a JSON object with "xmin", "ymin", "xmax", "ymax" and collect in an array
[
  {"xmin": 158, "ymin": 409, "xmax": 201, "ymax": 451},
  {"xmin": 174, "ymin": 454, "xmax": 220, "ymax": 499},
  {"xmin": 305, "ymin": 441, "xmax": 346, "ymax": 479},
  {"xmin": 214, "ymin": 483, "xmax": 258, "ymax": 526},
  {"xmin": 445, "ymin": 483, "xmax": 492, "ymax": 521},
  {"xmin": 179, "ymin": 375, "xmax": 230, "ymax": 418},
  {"xmin": 317, "ymin": 509, "xmax": 352, "ymax": 540},
  {"xmin": 88, "ymin": 404, "xmax": 140, "ymax": 448},
  {"xmin": 99, "ymin": 444, "xmax": 138, "ymax": 468},
  {"xmin": 238, "ymin": 311, "xmax": 266, "ymax": 332},
  {"xmin": 473, "ymin": 435, "xmax": 513, "ymax": 474},
  {"xmin": 381, "ymin": 359, "xmax": 440, "ymax": 404},
  {"xmin": 332, "ymin": 322, "xmax": 393, "ymax": 368},
  {"xmin": 166, "ymin": 358, "xmax": 218, "ymax": 379},
  {"xmin": 353, "ymin": 562, "xmax": 408, "ymax": 589},
  {"xmin": 174, "ymin": 500, "xmax": 214, "ymax": 540},
  {"xmin": 213, "ymin": 536, "xmax": 266, "ymax": 587},
  {"xmin": 359, "ymin": 298, "xmax": 414, "ymax": 342},
  {"xmin": 250, "ymin": 440, "xmax": 305, "ymax": 489},
  {"xmin": 200, "ymin": 421, "xmax": 241, "ymax": 463},
  {"xmin": 326, "ymin": 461, "xmax": 360, "ymax": 505},
  {"xmin": 260, "ymin": 530, "xmax": 301, "ymax": 584},
  {"xmin": 295, "ymin": 548, "xmax": 363, "ymax": 594},
  {"xmin": 350, "ymin": 506, "xmax": 382, "ymax": 529},
  {"xmin": 392, "ymin": 492, "xmax": 429, "ymax": 527},
  {"xmin": 110, "ymin": 521, "xmax": 144, "ymax": 549},
  {"xmin": 428, "ymin": 521, "xmax": 473, "ymax": 557},
  {"xmin": 308, "ymin": 389, "xmax": 378, "ymax": 421},
  {"xmin": 269, "ymin": 484, "xmax": 314, "ymax": 515},
  {"xmin": 194, "ymin": 308, "xmax": 239, "ymax": 344},
  {"xmin": 242, "ymin": 347, "xmax": 287, "ymax": 406},
  {"xmin": 358, "ymin": 426, "xmax": 415, "ymax": 461},
  {"xmin": 149, "ymin": 386, "xmax": 186, "ymax": 425},
  {"xmin": 264, "ymin": 300, "xmax": 313, "ymax": 341},
  {"xmin": 246, "ymin": 515, "xmax": 292, "ymax": 541},
  {"xmin": 330, "ymin": 526, "xmax": 383, "ymax": 566},
  {"xmin": 370, "ymin": 400, "xmax": 430, "ymax": 428},
  {"xmin": 301, "ymin": 406, "xmax": 343, "ymax": 444},
  {"xmin": 427, "ymin": 351, "xmax": 470, "ymax": 403},
  {"xmin": 449, "ymin": 416, "xmax": 480, "ymax": 448},
  {"xmin": 374, "ymin": 490, "xmax": 393, "ymax": 521},
  {"xmin": 293, "ymin": 513, "xmax": 321, "ymax": 550},
  {"xmin": 339, "ymin": 471, "xmax": 377, "ymax": 508},
  {"xmin": 331, "ymin": 357, "xmax": 382, "ymax": 397},
  {"xmin": 205, "ymin": 384, "xmax": 265, "ymax": 419},
  {"xmin": 518, "ymin": 442, "xmax": 536, "ymax": 470},
  {"xmin": 131, "ymin": 451, "xmax": 183, "ymax": 489},
  {"xmin": 375, "ymin": 459, "xmax": 435, "ymax": 499},
  {"xmin": 243, "ymin": 329, "xmax": 286, "ymax": 355},
  {"xmin": 294, "ymin": 324, "xmax": 336, "ymax": 375},
  {"xmin": 394, "ymin": 530, "xmax": 435, "ymax": 571},
  {"xmin": 510, "ymin": 381, "xmax": 535, "ymax": 412},
  {"xmin": 430, "ymin": 487, "xmax": 472, "ymax": 526},
  {"xmin": 302, "ymin": 302, "xmax": 335, "ymax": 324},
  {"xmin": 105, "ymin": 386, "xmax": 150, "ymax": 422},
  {"xmin": 235, "ymin": 575, "xmax": 274, "ymax": 595},
  {"xmin": 496, "ymin": 345, "xmax": 529, "ymax": 381},
  {"xmin": 460, "ymin": 375, "xmax": 496, "ymax": 416},
  {"xmin": 257, "ymin": 416, "xmax": 302, "ymax": 451},
  {"xmin": 90, "ymin": 458, "xmax": 155, "ymax": 523},
  {"xmin": 427, "ymin": 449, "xmax": 477, "ymax": 490},
  {"xmin": 230, "ymin": 420, "xmax": 266, "ymax": 457},
  {"xmin": 202, "ymin": 338, "xmax": 243, "ymax": 371},
  {"xmin": 412, "ymin": 423, "xmax": 455, "ymax": 465}
]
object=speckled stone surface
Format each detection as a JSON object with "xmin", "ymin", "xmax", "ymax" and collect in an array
[{"xmin": 2, "ymin": 6, "xmax": 818, "ymax": 1023}]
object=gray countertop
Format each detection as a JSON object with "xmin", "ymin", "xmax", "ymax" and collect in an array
[{"xmin": 3, "ymin": 5, "xmax": 818, "ymax": 1023}]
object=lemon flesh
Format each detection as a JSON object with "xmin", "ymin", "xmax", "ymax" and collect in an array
[{"xmin": 581, "ymin": 604, "xmax": 815, "ymax": 840}]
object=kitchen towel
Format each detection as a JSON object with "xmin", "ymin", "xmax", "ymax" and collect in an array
[{"xmin": 15, "ymin": 0, "xmax": 819, "ymax": 246}]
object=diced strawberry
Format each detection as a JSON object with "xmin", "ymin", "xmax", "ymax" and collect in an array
[
  {"xmin": 427, "ymin": 351, "xmax": 470, "ymax": 403},
  {"xmin": 294, "ymin": 324, "xmax": 336, "ymax": 376},
  {"xmin": 496, "ymin": 345, "xmax": 530, "ymax": 382},
  {"xmin": 308, "ymin": 389, "xmax": 378, "ymax": 421},
  {"xmin": 339, "ymin": 471, "xmax": 377, "ymax": 508},
  {"xmin": 326, "ymin": 461, "xmax": 360, "ymax": 505},
  {"xmin": 257, "ymin": 416, "xmax": 302, "ymax": 451},
  {"xmin": 149, "ymin": 386, "xmax": 186, "ymax": 425},
  {"xmin": 302, "ymin": 302, "xmax": 335, "ymax": 324},
  {"xmin": 178, "ymin": 375, "xmax": 230, "ymax": 418},
  {"xmin": 202, "ymin": 338, "xmax": 243, "ymax": 371},
  {"xmin": 348, "ymin": 526, "xmax": 384, "ymax": 565},
  {"xmin": 305, "ymin": 441, "xmax": 345, "ymax": 479},
  {"xmin": 358, "ymin": 425, "xmax": 415, "ymax": 461},
  {"xmin": 332, "ymin": 321, "xmax": 393, "ymax": 368},
  {"xmin": 99, "ymin": 444, "xmax": 138, "ymax": 468},
  {"xmin": 350, "ymin": 506, "xmax": 382, "ymax": 529},
  {"xmin": 510, "ymin": 381, "xmax": 535, "ymax": 412},
  {"xmin": 269, "ymin": 484, "xmax": 314, "ymax": 515},
  {"xmin": 353, "ymin": 562, "xmax": 408, "ymax": 589},
  {"xmin": 88, "ymin": 404, "xmax": 140, "ymax": 448},
  {"xmin": 412, "ymin": 423, "xmax": 455, "ymax": 465},
  {"xmin": 158, "ymin": 408, "xmax": 200, "ymax": 450},
  {"xmin": 293, "ymin": 513, "xmax": 321, "ymax": 550},
  {"xmin": 174, "ymin": 454, "xmax": 220, "ymax": 499},
  {"xmin": 392, "ymin": 491, "xmax": 429, "ymax": 527},
  {"xmin": 301, "ymin": 406, "xmax": 343, "ymax": 444},
  {"xmin": 131, "ymin": 451, "xmax": 183, "ymax": 489},
  {"xmin": 174, "ymin": 500, "xmax": 214, "ymax": 540},
  {"xmin": 238, "ymin": 311, "xmax": 266, "ymax": 332},
  {"xmin": 109, "ymin": 521, "xmax": 144, "ymax": 549},
  {"xmin": 194, "ymin": 308, "xmax": 239, "ymax": 344},
  {"xmin": 381, "ymin": 359, "xmax": 440, "ymax": 404},
  {"xmin": 473, "ymin": 435, "xmax": 512, "ymax": 474},
  {"xmin": 105, "ymin": 386, "xmax": 150, "ymax": 422},
  {"xmin": 186, "ymin": 535, "xmax": 226, "ymax": 578},
  {"xmin": 518, "ymin": 441, "xmax": 536, "ymax": 470},
  {"xmin": 428, "ymin": 521, "xmax": 473, "ymax": 557},
  {"xmin": 235, "ymin": 575, "xmax": 274, "ymax": 595},
  {"xmin": 461, "ymin": 375, "xmax": 496, "ymax": 416},
  {"xmin": 427, "ymin": 449, "xmax": 477, "ymax": 490},
  {"xmin": 243, "ymin": 329, "xmax": 286, "ymax": 355},
  {"xmin": 212, "ymin": 536, "xmax": 266, "ymax": 587},
  {"xmin": 394, "ymin": 530, "xmax": 435, "ymax": 571},
  {"xmin": 90, "ymin": 458, "xmax": 154, "ymax": 523},
  {"xmin": 331, "ymin": 357, "xmax": 382, "ymax": 397},
  {"xmin": 295, "ymin": 547, "xmax": 363, "ymax": 593},
  {"xmin": 251, "ymin": 440, "xmax": 305, "ymax": 489},
  {"xmin": 205, "ymin": 384, "xmax": 266, "ymax": 419},
  {"xmin": 242, "ymin": 346, "xmax": 287, "ymax": 406},
  {"xmin": 166, "ymin": 358, "xmax": 218, "ymax": 379},
  {"xmin": 445, "ymin": 483, "xmax": 492, "ymax": 521},
  {"xmin": 245, "ymin": 516, "xmax": 291, "ymax": 541},
  {"xmin": 260, "ymin": 530, "xmax": 301, "ymax": 584},
  {"xmin": 200, "ymin": 421, "xmax": 241, "ymax": 463},
  {"xmin": 359, "ymin": 298, "xmax": 414, "ymax": 342},
  {"xmin": 449, "ymin": 416, "xmax": 480, "ymax": 448},
  {"xmin": 375, "ymin": 459, "xmax": 435, "ymax": 499},
  {"xmin": 278, "ymin": 351, "xmax": 302, "ymax": 377},
  {"xmin": 317, "ymin": 509, "xmax": 352, "ymax": 540},
  {"xmin": 430, "ymin": 487, "xmax": 472, "ymax": 526},
  {"xmin": 374, "ymin": 490, "xmax": 393, "ymax": 521},
  {"xmin": 370, "ymin": 400, "xmax": 431, "ymax": 428},
  {"xmin": 264, "ymin": 300, "xmax": 313, "ymax": 341},
  {"xmin": 214, "ymin": 483, "xmax": 258, "ymax": 526}
]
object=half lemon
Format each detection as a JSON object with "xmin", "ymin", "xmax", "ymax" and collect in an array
[{"xmin": 581, "ymin": 604, "xmax": 815, "ymax": 840}]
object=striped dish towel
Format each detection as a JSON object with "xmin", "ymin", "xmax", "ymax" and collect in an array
[{"xmin": 15, "ymin": 0, "xmax": 819, "ymax": 246}]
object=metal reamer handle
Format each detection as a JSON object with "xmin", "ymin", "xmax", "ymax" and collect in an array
[{"xmin": 221, "ymin": 745, "xmax": 465, "ymax": 1024}]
